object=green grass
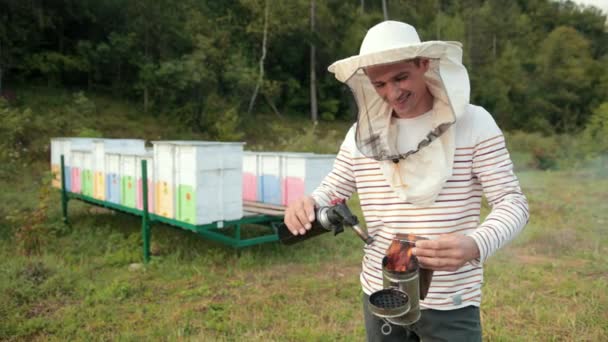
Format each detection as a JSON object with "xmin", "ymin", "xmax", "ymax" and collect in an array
[
  {"xmin": 1, "ymin": 89, "xmax": 606, "ymax": 340},
  {"xmin": 1, "ymin": 163, "xmax": 606, "ymax": 341}
]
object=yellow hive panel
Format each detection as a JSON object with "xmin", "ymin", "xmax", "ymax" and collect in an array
[
  {"xmin": 51, "ymin": 164, "xmax": 61, "ymax": 188},
  {"xmin": 94, "ymin": 171, "xmax": 106, "ymax": 200},
  {"xmin": 155, "ymin": 181, "xmax": 174, "ymax": 218}
]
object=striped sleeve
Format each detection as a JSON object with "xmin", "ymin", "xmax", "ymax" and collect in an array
[
  {"xmin": 467, "ymin": 112, "xmax": 530, "ymax": 265},
  {"xmin": 311, "ymin": 127, "xmax": 357, "ymax": 206}
]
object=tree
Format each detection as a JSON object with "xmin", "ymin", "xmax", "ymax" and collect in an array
[
  {"xmin": 247, "ymin": 0, "xmax": 270, "ymax": 116},
  {"xmin": 532, "ymin": 26, "xmax": 594, "ymax": 132},
  {"xmin": 310, "ymin": 0, "xmax": 318, "ymax": 123},
  {"xmin": 382, "ymin": 0, "xmax": 389, "ymax": 20}
]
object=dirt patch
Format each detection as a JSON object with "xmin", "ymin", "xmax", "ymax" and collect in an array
[{"xmin": 25, "ymin": 300, "xmax": 62, "ymax": 318}]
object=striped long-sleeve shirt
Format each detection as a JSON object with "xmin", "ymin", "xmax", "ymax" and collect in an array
[{"xmin": 311, "ymin": 104, "xmax": 530, "ymax": 311}]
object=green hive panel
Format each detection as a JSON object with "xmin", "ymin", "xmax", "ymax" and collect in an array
[
  {"xmin": 177, "ymin": 185, "xmax": 196, "ymax": 223},
  {"xmin": 82, "ymin": 170, "xmax": 94, "ymax": 196},
  {"xmin": 121, "ymin": 176, "xmax": 137, "ymax": 208}
]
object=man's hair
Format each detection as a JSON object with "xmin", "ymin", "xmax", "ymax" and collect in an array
[{"xmin": 408, "ymin": 58, "xmax": 422, "ymax": 67}]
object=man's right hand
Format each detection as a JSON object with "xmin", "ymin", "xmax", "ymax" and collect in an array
[{"xmin": 284, "ymin": 196, "xmax": 316, "ymax": 236}]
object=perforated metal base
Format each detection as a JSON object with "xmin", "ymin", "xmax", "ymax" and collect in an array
[
  {"xmin": 368, "ymin": 288, "xmax": 410, "ymax": 318},
  {"xmin": 370, "ymin": 289, "xmax": 408, "ymax": 308}
]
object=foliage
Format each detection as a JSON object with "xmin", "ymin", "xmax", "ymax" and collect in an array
[
  {"xmin": 6, "ymin": 174, "xmax": 52, "ymax": 256},
  {"xmin": 581, "ymin": 102, "xmax": 608, "ymax": 156},
  {"xmin": 69, "ymin": 91, "xmax": 96, "ymax": 117},
  {"xmin": 1, "ymin": 0, "xmax": 605, "ymax": 134},
  {"xmin": 0, "ymin": 99, "xmax": 37, "ymax": 175},
  {"xmin": 506, "ymin": 131, "xmax": 560, "ymax": 170},
  {"xmin": 531, "ymin": 26, "xmax": 596, "ymax": 133}
]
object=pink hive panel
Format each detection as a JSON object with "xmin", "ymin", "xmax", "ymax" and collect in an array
[
  {"xmin": 282, "ymin": 177, "xmax": 305, "ymax": 206},
  {"xmin": 71, "ymin": 168, "xmax": 81, "ymax": 193},
  {"xmin": 137, "ymin": 179, "xmax": 155, "ymax": 213},
  {"xmin": 242, "ymin": 172, "xmax": 257, "ymax": 201}
]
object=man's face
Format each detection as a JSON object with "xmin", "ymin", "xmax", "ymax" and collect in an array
[{"xmin": 365, "ymin": 59, "xmax": 431, "ymax": 118}]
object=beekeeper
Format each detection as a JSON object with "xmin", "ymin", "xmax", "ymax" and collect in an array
[{"xmin": 284, "ymin": 21, "xmax": 529, "ymax": 341}]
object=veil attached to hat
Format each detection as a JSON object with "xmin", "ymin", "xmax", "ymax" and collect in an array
[{"xmin": 328, "ymin": 21, "xmax": 470, "ymax": 205}]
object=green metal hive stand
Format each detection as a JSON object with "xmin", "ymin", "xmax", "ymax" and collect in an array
[{"xmin": 59, "ymin": 155, "xmax": 283, "ymax": 262}]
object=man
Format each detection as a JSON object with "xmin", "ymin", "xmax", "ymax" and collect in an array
[{"xmin": 284, "ymin": 21, "xmax": 529, "ymax": 341}]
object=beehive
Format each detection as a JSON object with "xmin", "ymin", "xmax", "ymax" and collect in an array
[
  {"xmin": 105, "ymin": 152, "xmax": 121, "ymax": 204},
  {"xmin": 257, "ymin": 153, "xmax": 283, "ymax": 205},
  {"xmin": 70, "ymin": 148, "xmax": 93, "ymax": 195},
  {"xmin": 81, "ymin": 149, "xmax": 94, "ymax": 197},
  {"xmin": 173, "ymin": 141, "xmax": 244, "ymax": 224},
  {"xmin": 152, "ymin": 142, "xmax": 176, "ymax": 218},
  {"xmin": 50, "ymin": 138, "xmax": 65, "ymax": 188},
  {"xmin": 119, "ymin": 153, "xmax": 139, "ymax": 208},
  {"xmin": 242, "ymin": 152, "xmax": 260, "ymax": 202},
  {"xmin": 92, "ymin": 139, "xmax": 146, "ymax": 200},
  {"xmin": 51, "ymin": 137, "xmax": 94, "ymax": 191}
]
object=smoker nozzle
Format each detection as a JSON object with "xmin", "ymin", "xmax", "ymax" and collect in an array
[
  {"xmin": 352, "ymin": 224, "xmax": 374, "ymax": 245},
  {"xmin": 324, "ymin": 202, "xmax": 373, "ymax": 245}
]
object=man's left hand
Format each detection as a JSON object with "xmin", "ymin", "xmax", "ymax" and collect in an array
[{"xmin": 413, "ymin": 235, "xmax": 480, "ymax": 272}]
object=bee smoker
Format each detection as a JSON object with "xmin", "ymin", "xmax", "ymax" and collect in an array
[
  {"xmin": 276, "ymin": 200, "xmax": 374, "ymax": 245},
  {"xmin": 367, "ymin": 236, "xmax": 433, "ymax": 335}
]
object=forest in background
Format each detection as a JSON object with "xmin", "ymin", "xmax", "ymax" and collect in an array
[{"xmin": 1, "ymin": 0, "xmax": 607, "ymax": 164}]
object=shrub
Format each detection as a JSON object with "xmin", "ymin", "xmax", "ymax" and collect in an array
[
  {"xmin": 212, "ymin": 106, "xmax": 244, "ymax": 141},
  {"xmin": 506, "ymin": 131, "xmax": 560, "ymax": 170},
  {"xmin": 580, "ymin": 102, "xmax": 608, "ymax": 157},
  {"xmin": 69, "ymin": 91, "xmax": 96, "ymax": 117},
  {"xmin": 7, "ymin": 175, "xmax": 53, "ymax": 256}
]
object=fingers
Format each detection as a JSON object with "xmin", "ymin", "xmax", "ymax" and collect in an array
[
  {"xmin": 414, "ymin": 245, "xmax": 465, "ymax": 259},
  {"xmin": 413, "ymin": 235, "xmax": 468, "ymax": 271},
  {"xmin": 414, "ymin": 238, "xmax": 464, "ymax": 259},
  {"xmin": 303, "ymin": 197, "xmax": 315, "ymax": 222},
  {"xmin": 294, "ymin": 198, "xmax": 314, "ymax": 234},
  {"xmin": 416, "ymin": 256, "xmax": 462, "ymax": 272},
  {"xmin": 284, "ymin": 196, "xmax": 316, "ymax": 236}
]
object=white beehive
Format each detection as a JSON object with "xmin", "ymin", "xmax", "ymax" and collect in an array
[
  {"xmin": 119, "ymin": 152, "xmax": 140, "ymax": 208},
  {"xmin": 63, "ymin": 138, "xmax": 95, "ymax": 166},
  {"xmin": 152, "ymin": 142, "xmax": 177, "ymax": 218},
  {"xmin": 92, "ymin": 139, "xmax": 146, "ymax": 200},
  {"xmin": 59, "ymin": 138, "xmax": 95, "ymax": 192},
  {"xmin": 257, "ymin": 152, "xmax": 284, "ymax": 205},
  {"xmin": 172, "ymin": 141, "xmax": 245, "ymax": 225},
  {"xmin": 280, "ymin": 153, "xmax": 336, "ymax": 206},
  {"xmin": 242, "ymin": 152, "xmax": 261, "ymax": 202},
  {"xmin": 50, "ymin": 138, "xmax": 66, "ymax": 188},
  {"xmin": 50, "ymin": 138, "xmax": 65, "ymax": 168},
  {"xmin": 82, "ymin": 149, "xmax": 94, "ymax": 197},
  {"xmin": 70, "ymin": 148, "xmax": 93, "ymax": 194},
  {"xmin": 105, "ymin": 152, "xmax": 122, "ymax": 204}
]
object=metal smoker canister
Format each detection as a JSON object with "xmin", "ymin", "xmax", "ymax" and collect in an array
[
  {"xmin": 367, "ymin": 236, "xmax": 433, "ymax": 333},
  {"xmin": 381, "ymin": 256, "xmax": 421, "ymax": 326}
]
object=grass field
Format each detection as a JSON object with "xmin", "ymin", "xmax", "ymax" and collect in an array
[
  {"xmin": 1, "ymin": 161, "xmax": 606, "ymax": 341},
  {"xmin": 1, "ymin": 88, "xmax": 607, "ymax": 340}
]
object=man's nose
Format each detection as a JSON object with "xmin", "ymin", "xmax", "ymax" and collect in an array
[{"xmin": 386, "ymin": 82, "xmax": 402, "ymax": 100}]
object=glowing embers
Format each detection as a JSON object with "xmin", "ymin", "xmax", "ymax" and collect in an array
[{"xmin": 385, "ymin": 234, "xmax": 418, "ymax": 273}]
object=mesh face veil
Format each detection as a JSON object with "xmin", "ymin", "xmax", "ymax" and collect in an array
[
  {"xmin": 328, "ymin": 21, "xmax": 470, "ymax": 205},
  {"xmin": 347, "ymin": 58, "xmax": 455, "ymax": 161}
]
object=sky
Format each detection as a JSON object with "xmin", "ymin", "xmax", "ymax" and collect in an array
[{"xmin": 570, "ymin": 0, "xmax": 608, "ymax": 14}]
